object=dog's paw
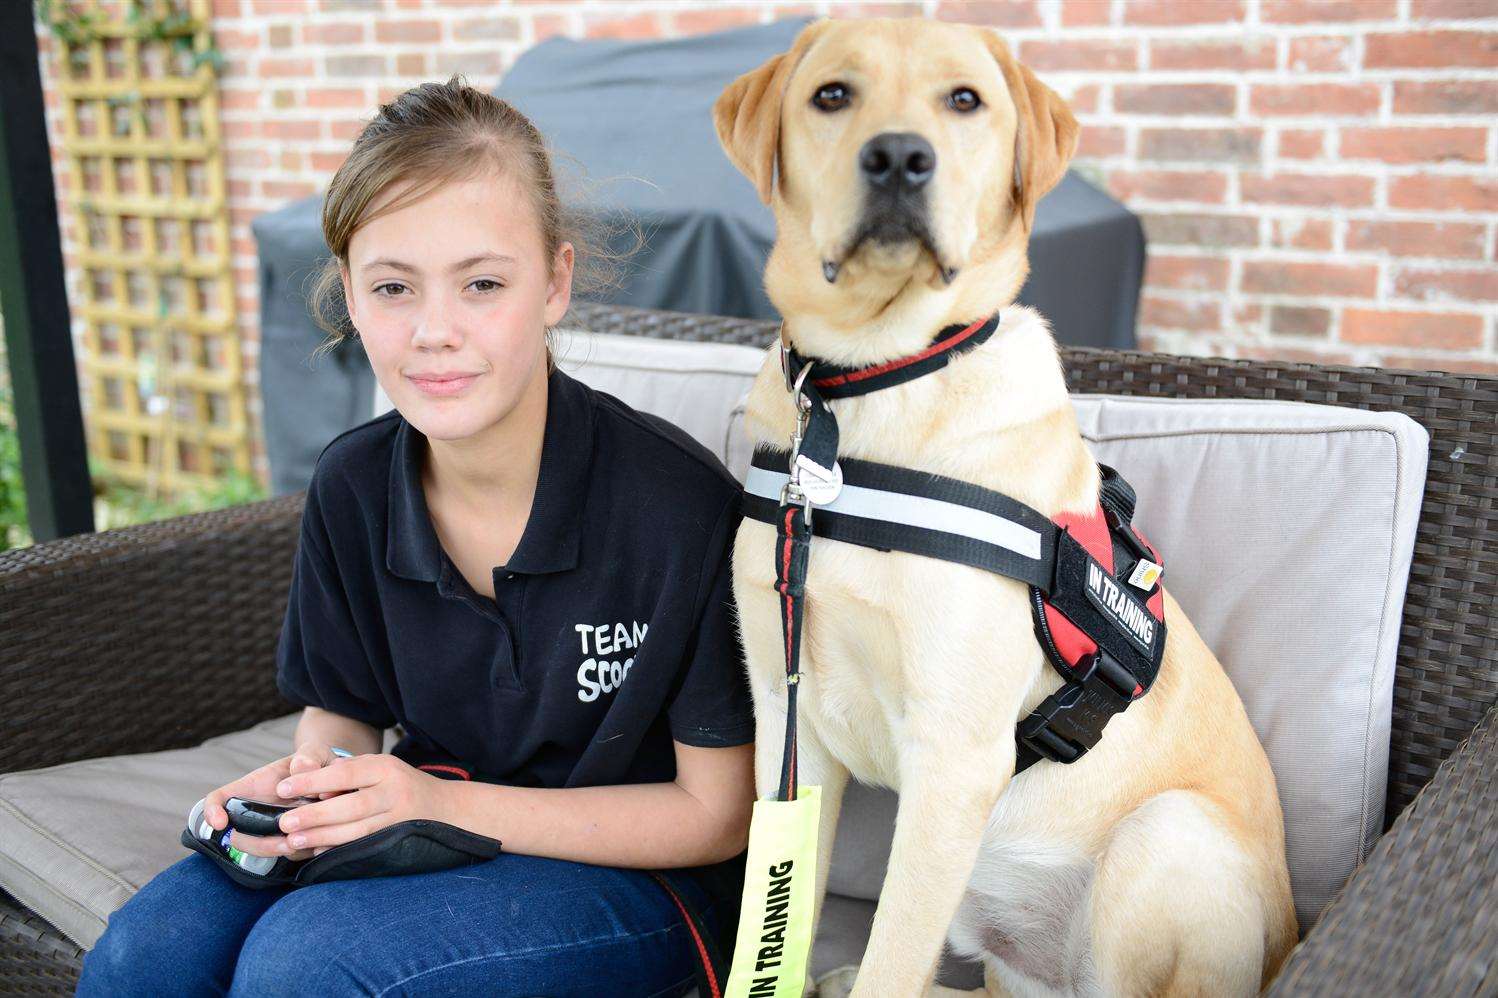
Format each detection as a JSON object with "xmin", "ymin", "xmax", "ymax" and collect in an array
[{"xmin": 811, "ymin": 965, "xmax": 860, "ymax": 998}]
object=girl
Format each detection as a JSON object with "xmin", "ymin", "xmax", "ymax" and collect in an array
[{"xmin": 76, "ymin": 77, "xmax": 756, "ymax": 997}]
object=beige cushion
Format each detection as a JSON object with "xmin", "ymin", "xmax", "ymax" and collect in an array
[
  {"xmin": 826, "ymin": 395, "xmax": 1428, "ymax": 936},
  {"xmin": 0, "ymin": 716, "xmax": 397, "ymax": 948},
  {"xmin": 4, "ymin": 333, "xmax": 1426, "ymax": 956},
  {"xmin": 554, "ymin": 328, "xmax": 766, "ymax": 481},
  {"xmin": 1086, "ymin": 395, "xmax": 1425, "ymax": 930}
]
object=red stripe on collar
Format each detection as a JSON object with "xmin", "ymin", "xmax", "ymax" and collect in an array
[{"xmin": 811, "ymin": 316, "xmax": 990, "ymax": 391}]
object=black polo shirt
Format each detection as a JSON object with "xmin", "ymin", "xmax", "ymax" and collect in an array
[{"xmin": 274, "ymin": 366, "xmax": 755, "ymax": 912}]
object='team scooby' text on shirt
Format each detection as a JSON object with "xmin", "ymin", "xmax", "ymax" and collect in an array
[{"xmin": 574, "ymin": 619, "xmax": 648, "ymax": 702}]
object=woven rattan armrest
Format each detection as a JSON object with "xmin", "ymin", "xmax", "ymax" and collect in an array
[
  {"xmin": 0, "ymin": 492, "xmax": 306, "ymax": 775},
  {"xmin": 1267, "ymin": 703, "xmax": 1497, "ymax": 996}
]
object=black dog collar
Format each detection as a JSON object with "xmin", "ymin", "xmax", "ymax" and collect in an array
[{"xmin": 780, "ymin": 313, "xmax": 1001, "ymax": 401}]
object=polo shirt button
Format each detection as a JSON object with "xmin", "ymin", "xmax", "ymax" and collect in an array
[{"xmin": 504, "ymin": 572, "xmax": 515, "ymax": 581}]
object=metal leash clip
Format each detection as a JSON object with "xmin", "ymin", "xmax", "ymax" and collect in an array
[
  {"xmin": 780, "ymin": 361, "xmax": 816, "ymax": 519},
  {"xmin": 787, "ymin": 361, "xmax": 813, "ymax": 456}
]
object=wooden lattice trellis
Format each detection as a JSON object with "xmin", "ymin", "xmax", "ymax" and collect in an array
[{"xmin": 46, "ymin": 0, "xmax": 248, "ymax": 496}]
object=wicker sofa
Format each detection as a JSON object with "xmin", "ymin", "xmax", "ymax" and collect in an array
[{"xmin": 2, "ymin": 301, "xmax": 1494, "ymax": 996}]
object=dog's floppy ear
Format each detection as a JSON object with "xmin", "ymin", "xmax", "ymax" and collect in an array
[
  {"xmin": 713, "ymin": 20, "xmax": 829, "ymax": 204},
  {"xmin": 986, "ymin": 31, "xmax": 1078, "ymax": 231}
]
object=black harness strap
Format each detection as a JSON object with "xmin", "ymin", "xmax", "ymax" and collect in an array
[
  {"xmin": 747, "ymin": 449, "xmax": 1163, "ymax": 683},
  {"xmin": 1018, "ymin": 577, "xmax": 1144, "ymax": 774}
]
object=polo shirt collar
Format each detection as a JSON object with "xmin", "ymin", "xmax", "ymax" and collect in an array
[{"xmin": 386, "ymin": 367, "xmax": 596, "ymax": 583}]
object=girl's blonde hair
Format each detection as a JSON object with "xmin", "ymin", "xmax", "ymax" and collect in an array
[{"xmin": 308, "ymin": 74, "xmax": 626, "ymax": 360}]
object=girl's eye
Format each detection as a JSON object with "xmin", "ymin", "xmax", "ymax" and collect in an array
[
  {"xmin": 372, "ymin": 283, "xmax": 408, "ymax": 298},
  {"xmin": 469, "ymin": 278, "xmax": 503, "ymax": 293},
  {"xmin": 947, "ymin": 88, "xmax": 982, "ymax": 113}
]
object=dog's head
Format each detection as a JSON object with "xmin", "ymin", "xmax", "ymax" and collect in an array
[{"xmin": 714, "ymin": 18, "xmax": 1077, "ymax": 331}]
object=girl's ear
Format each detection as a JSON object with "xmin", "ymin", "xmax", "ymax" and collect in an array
[{"xmin": 544, "ymin": 241, "xmax": 575, "ymax": 327}]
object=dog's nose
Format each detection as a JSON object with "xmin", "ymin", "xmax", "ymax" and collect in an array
[{"xmin": 859, "ymin": 132, "xmax": 936, "ymax": 194}]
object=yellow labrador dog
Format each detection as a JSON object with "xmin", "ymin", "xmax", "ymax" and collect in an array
[{"xmin": 715, "ymin": 18, "xmax": 1297, "ymax": 998}]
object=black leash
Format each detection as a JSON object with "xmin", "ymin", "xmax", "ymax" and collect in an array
[
  {"xmin": 763, "ymin": 314, "xmax": 1011, "ymax": 812},
  {"xmin": 650, "ymin": 870, "xmax": 727, "ymax": 998},
  {"xmin": 773, "ymin": 496, "xmax": 813, "ymax": 803},
  {"xmin": 650, "ymin": 457, "xmax": 820, "ymax": 998}
]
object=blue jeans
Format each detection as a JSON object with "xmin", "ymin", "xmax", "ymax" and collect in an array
[{"xmin": 76, "ymin": 851, "xmax": 720, "ymax": 997}]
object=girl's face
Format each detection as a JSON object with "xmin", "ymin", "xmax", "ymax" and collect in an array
[{"xmin": 340, "ymin": 171, "xmax": 573, "ymax": 442}]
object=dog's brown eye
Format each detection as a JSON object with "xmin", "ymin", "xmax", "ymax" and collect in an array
[
  {"xmin": 812, "ymin": 83, "xmax": 851, "ymax": 112},
  {"xmin": 947, "ymin": 88, "xmax": 982, "ymax": 113}
]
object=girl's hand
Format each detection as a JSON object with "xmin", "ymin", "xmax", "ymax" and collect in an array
[
  {"xmin": 200, "ymin": 742, "xmax": 350, "ymax": 862},
  {"xmin": 269, "ymin": 753, "xmax": 455, "ymax": 856}
]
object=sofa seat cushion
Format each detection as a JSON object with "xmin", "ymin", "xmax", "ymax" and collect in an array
[{"xmin": 0, "ymin": 714, "xmax": 397, "ymax": 949}]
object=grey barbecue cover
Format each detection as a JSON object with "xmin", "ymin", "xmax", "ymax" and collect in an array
[{"xmin": 497, "ymin": 16, "xmax": 1143, "ymax": 346}]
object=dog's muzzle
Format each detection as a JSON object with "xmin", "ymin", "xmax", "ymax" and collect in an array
[
  {"xmin": 857, "ymin": 132, "xmax": 935, "ymax": 249},
  {"xmin": 822, "ymin": 131, "xmax": 956, "ymax": 285}
]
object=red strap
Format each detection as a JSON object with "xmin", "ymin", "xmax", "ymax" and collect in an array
[
  {"xmin": 811, "ymin": 316, "xmax": 989, "ymax": 390},
  {"xmin": 417, "ymin": 764, "xmax": 471, "ymax": 780},
  {"xmin": 650, "ymin": 873, "xmax": 722, "ymax": 998}
]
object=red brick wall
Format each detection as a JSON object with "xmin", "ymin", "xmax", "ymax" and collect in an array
[{"xmin": 36, "ymin": 1, "xmax": 1498, "ymax": 482}]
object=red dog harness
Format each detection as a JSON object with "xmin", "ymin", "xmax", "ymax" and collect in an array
[{"xmin": 742, "ymin": 313, "xmax": 1167, "ymax": 778}]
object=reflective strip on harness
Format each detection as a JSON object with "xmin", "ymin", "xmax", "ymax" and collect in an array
[
  {"xmin": 745, "ymin": 466, "xmax": 1044, "ymax": 561},
  {"xmin": 744, "ymin": 448, "xmax": 1058, "ymax": 592}
]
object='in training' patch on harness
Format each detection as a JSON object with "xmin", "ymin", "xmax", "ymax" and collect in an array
[{"xmin": 742, "ymin": 313, "xmax": 1168, "ymax": 777}]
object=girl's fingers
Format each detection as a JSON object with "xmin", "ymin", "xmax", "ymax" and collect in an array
[
  {"xmin": 206, "ymin": 757, "xmax": 294, "ymax": 830},
  {"xmin": 281, "ymin": 816, "xmax": 383, "ymax": 852},
  {"xmin": 205, "ymin": 781, "xmax": 250, "ymax": 829},
  {"xmin": 228, "ymin": 829, "xmax": 317, "ymax": 862},
  {"xmin": 228, "ymin": 829, "xmax": 289, "ymax": 859},
  {"xmin": 278, "ymin": 788, "xmax": 381, "ymax": 837},
  {"xmin": 276, "ymin": 756, "xmax": 382, "ymax": 800}
]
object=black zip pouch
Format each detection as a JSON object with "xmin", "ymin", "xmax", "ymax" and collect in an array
[{"xmin": 182, "ymin": 798, "xmax": 503, "ymax": 890}]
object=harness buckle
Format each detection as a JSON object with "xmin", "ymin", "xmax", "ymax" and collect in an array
[{"xmin": 1016, "ymin": 649, "xmax": 1136, "ymax": 765}]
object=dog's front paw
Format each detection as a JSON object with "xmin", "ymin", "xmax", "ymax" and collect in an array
[{"xmin": 811, "ymin": 965, "xmax": 860, "ymax": 998}]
